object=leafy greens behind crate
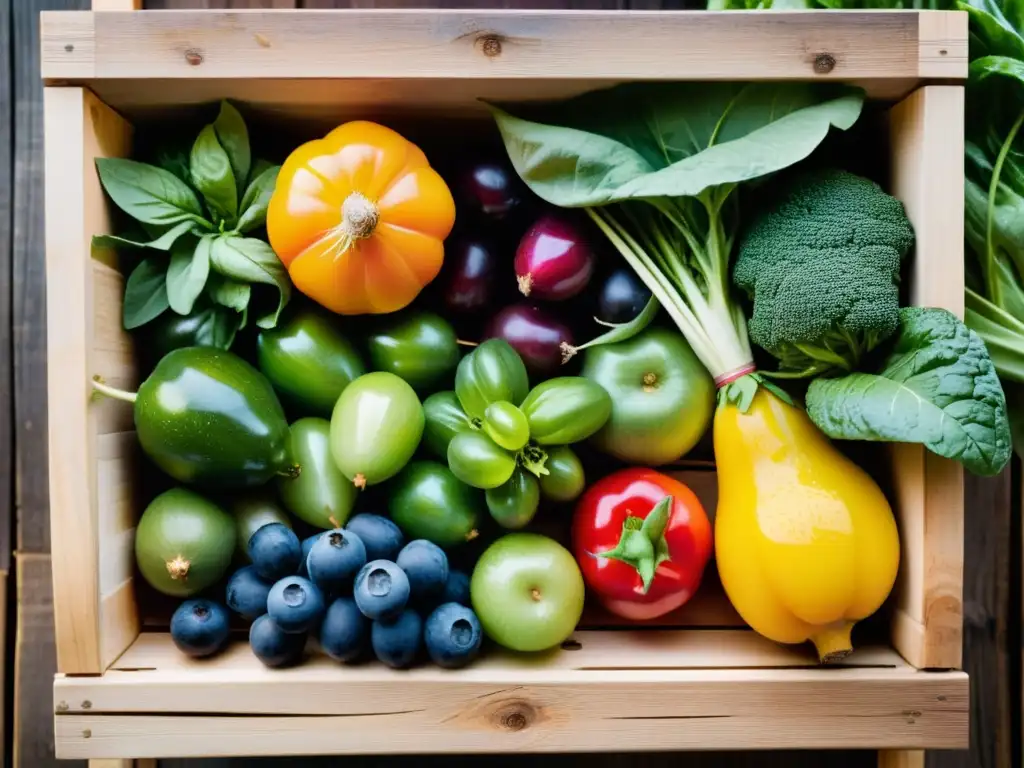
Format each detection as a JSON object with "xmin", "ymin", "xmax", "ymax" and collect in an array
[
  {"xmin": 93, "ymin": 100, "xmax": 289, "ymax": 348},
  {"xmin": 956, "ymin": 0, "xmax": 1024, "ymax": 454}
]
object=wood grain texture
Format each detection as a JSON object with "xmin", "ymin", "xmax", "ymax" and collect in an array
[
  {"xmin": 887, "ymin": 85, "xmax": 966, "ymax": 671},
  {"xmin": 41, "ymin": 9, "xmax": 965, "ymax": 87},
  {"xmin": 53, "ymin": 633, "xmax": 967, "ymax": 759},
  {"xmin": 0, "ymin": 0, "xmax": 15, "ymax": 585}
]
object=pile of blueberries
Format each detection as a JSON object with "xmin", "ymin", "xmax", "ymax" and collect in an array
[{"xmin": 169, "ymin": 513, "xmax": 484, "ymax": 670}]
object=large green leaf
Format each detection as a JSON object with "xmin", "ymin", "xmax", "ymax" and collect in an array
[
  {"xmin": 92, "ymin": 219, "xmax": 200, "ymax": 252},
  {"xmin": 493, "ymin": 83, "xmax": 863, "ymax": 207},
  {"xmin": 805, "ymin": 307, "xmax": 1012, "ymax": 476},
  {"xmin": 166, "ymin": 235, "xmax": 212, "ymax": 315},
  {"xmin": 237, "ymin": 165, "xmax": 279, "ymax": 233},
  {"xmin": 212, "ymin": 101, "xmax": 251, "ymax": 194},
  {"xmin": 209, "ymin": 235, "xmax": 290, "ymax": 329},
  {"xmin": 191, "ymin": 125, "xmax": 238, "ymax": 226},
  {"xmin": 95, "ymin": 158, "xmax": 207, "ymax": 227},
  {"xmin": 122, "ymin": 256, "xmax": 170, "ymax": 330}
]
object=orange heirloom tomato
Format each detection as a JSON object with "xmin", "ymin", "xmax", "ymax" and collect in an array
[{"xmin": 267, "ymin": 121, "xmax": 456, "ymax": 315}]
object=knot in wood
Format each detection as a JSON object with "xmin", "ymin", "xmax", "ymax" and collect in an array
[
  {"xmin": 184, "ymin": 49, "xmax": 204, "ymax": 67},
  {"xmin": 478, "ymin": 35, "xmax": 503, "ymax": 58},
  {"xmin": 492, "ymin": 700, "xmax": 536, "ymax": 732},
  {"xmin": 813, "ymin": 53, "xmax": 836, "ymax": 74}
]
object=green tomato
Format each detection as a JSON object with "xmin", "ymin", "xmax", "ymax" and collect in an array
[
  {"xmin": 483, "ymin": 401, "xmax": 529, "ymax": 452},
  {"xmin": 538, "ymin": 445, "xmax": 586, "ymax": 502},
  {"xmin": 485, "ymin": 469, "xmax": 540, "ymax": 529},
  {"xmin": 447, "ymin": 430, "xmax": 516, "ymax": 490},
  {"xmin": 330, "ymin": 372, "xmax": 424, "ymax": 488},
  {"xmin": 520, "ymin": 376, "xmax": 612, "ymax": 446},
  {"xmin": 367, "ymin": 311, "xmax": 459, "ymax": 392},
  {"xmin": 388, "ymin": 461, "xmax": 482, "ymax": 547},
  {"xmin": 580, "ymin": 328, "xmax": 714, "ymax": 465},
  {"xmin": 470, "ymin": 533, "xmax": 585, "ymax": 652},
  {"xmin": 257, "ymin": 307, "xmax": 365, "ymax": 417},
  {"xmin": 278, "ymin": 417, "xmax": 357, "ymax": 529},
  {"xmin": 423, "ymin": 391, "xmax": 475, "ymax": 460},
  {"xmin": 455, "ymin": 339, "xmax": 529, "ymax": 420},
  {"xmin": 230, "ymin": 492, "xmax": 292, "ymax": 558}
]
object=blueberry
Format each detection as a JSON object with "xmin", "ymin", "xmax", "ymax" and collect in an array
[
  {"xmin": 319, "ymin": 597, "xmax": 369, "ymax": 663},
  {"xmin": 353, "ymin": 560, "xmax": 410, "ymax": 620},
  {"xmin": 298, "ymin": 533, "xmax": 324, "ymax": 577},
  {"xmin": 170, "ymin": 599, "xmax": 230, "ymax": 658},
  {"xmin": 396, "ymin": 540, "xmax": 448, "ymax": 601},
  {"xmin": 441, "ymin": 570, "xmax": 471, "ymax": 607},
  {"xmin": 249, "ymin": 614, "xmax": 306, "ymax": 668},
  {"xmin": 345, "ymin": 514, "xmax": 404, "ymax": 561},
  {"xmin": 225, "ymin": 566, "xmax": 272, "ymax": 619},
  {"xmin": 307, "ymin": 530, "xmax": 367, "ymax": 593},
  {"xmin": 371, "ymin": 609, "xmax": 422, "ymax": 669},
  {"xmin": 424, "ymin": 602, "xmax": 482, "ymax": 669},
  {"xmin": 249, "ymin": 523, "xmax": 302, "ymax": 581},
  {"xmin": 267, "ymin": 576, "xmax": 326, "ymax": 633}
]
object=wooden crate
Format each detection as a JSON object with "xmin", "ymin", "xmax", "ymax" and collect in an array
[{"xmin": 40, "ymin": 6, "xmax": 970, "ymax": 763}]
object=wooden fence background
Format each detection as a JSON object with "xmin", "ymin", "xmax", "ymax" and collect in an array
[{"xmin": 1, "ymin": 1, "xmax": 1019, "ymax": 766}]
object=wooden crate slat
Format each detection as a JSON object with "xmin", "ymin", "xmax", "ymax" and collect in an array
[{"xmin": 41, "ymin": 9, "xmax": 965, "ymax": 87}]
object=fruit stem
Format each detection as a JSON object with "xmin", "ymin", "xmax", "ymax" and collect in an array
[
  {"xmin": 592, "ymin": 496, "xmax": 673, "ymax": 593},
  {"xmin": 812, "ymin": 622, "xmax": 854, "ymax": 664},
  {"xmin": 166, "ymin": 556, "xmax": 190, "ymax": 581},
  {"xmin": 278, "ymin": 464, "xmax": 301, "ymax": 480},
  {"xmin": 517, "ymin": 273, "xmax": 533, "ymax": 296},
  {"xmin": 90, "ymin": 376, "xmax": 137, "ymax": 404},
  {"xmin": 340, "ymin": 192, "xmax": 379, "ymax": 240},
  {"xmin": 456, "ymin": 339, "xmax": 479, "ymax": 347},
  {"xmin": 353, "ymin": 473, "xmax": 367, "ymax": 490},
  {"xmin": 466, "ymin": 529, "xmax": 480, "ymax": 542}
]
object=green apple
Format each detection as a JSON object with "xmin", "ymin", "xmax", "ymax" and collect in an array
[{"xmin": 470, "ymin": 533, "xmax": 585, "ymax": 652}]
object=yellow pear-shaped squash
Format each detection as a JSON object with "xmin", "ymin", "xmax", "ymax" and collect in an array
[{"xmin": 714, "ymin": 388, "xmax": 899, "ymax": 663}]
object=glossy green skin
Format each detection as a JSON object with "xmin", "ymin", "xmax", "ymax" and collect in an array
[
  {"xmin": 330, "ymin": 372, "xmax": 424, "ymax": 487},
  {"xmin": 138, "ymin": 301, "xmax": 235, "ymax": 367},
  {"xmin": 581, "ymin": 328, "xmax": 715, "ymax": 465},
  {"xmin": 485, "ymin": 469, "xmax": 540, "ymax": 529},
  {"xmin": 537, "ymin": 445, "xmax": 586, "ymax": 502},
  {"xmin": 447, "ymin": 431, "xmax": 516, "ymax": 490},
  {"xmin": 422, "ymin": 391, "xmax": 475, "ymax": 460},
  {"xmin": 231, "ymin": 492, "xmax": 292, "ymax": 558},
  {"xmin": 257, "ymin": 307, "xmax": 365, "ymax": 417},
  {"xmin": 367, "ymin": 311, "xmax": 459, "ymax": 392},
  {"xmin": 388, "ymin": 461, "xmax": 482, "ymax": 547},
  {"xmin": 483, "ymin": 401, "xmax": 529, "ymax": 452},
  {"xmin": 455, "ymin": 339, "xmax": 530, "ymax": 420},
  {"xmin": 279, "ymin": 417, "xmax": 357, "ymax": 529},
  {"xmin": 470, "ymin": 533, "xmax": 585, "ymax": 652},
  {"xmin": 520, "ymin": 377, "xmax": 612, "ymax": 446},
  {"xmin": 135, "ymin": 347, "xmax": 290, "ymax": 490},
  {"xmin": 135, "ymin": 488, "xmax": 237, "ymax": 597}
]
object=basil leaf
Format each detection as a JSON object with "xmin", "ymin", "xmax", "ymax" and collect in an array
[
  {"xmin": 123, "ymin": 256, "xmax": 170, "ymax": 330},
  {"xmin": 92, "ymin": 219, "xmax": 199, "ymax": 252},
  {"xmin": 213, "ymin": 101, "xmax": 251, "ymax": 194},
  {"xmin": 209, "ymin": 236, "xmax": 290, "ymax": 329},
  {"xmin": 166, "ymin": 236, "xmax": 212, "ymax": 315},
  {"xmin": 237, "ymin": 165, "xmax": 280, "ymax": 233},
  {"xmin": 248, "ymin": 158, "xmax": 274, "ymax": 187},
  {"xmin": 805, "ymin": 307, "xmax": 1012, "ymax": 476},
  {"xmin": 207, "ymin": 274, "xmax": 251, "ymax": 313},
  {"xmin": 95, "ymin": 157, "xmax": 206, "ymax": 227},
  {"xmin": 190, "ymin": 125, "xmax": 237, "ymax": 226}
]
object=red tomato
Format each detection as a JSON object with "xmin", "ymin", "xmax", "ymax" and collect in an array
[{"xmin": 571, "ymin": 468, "xmax": 712, "ymax": 621}]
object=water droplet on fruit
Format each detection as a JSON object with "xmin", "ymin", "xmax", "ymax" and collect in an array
[
  {"xmin": 368, "ymin": 568, "xmax": 392, "ymax": 597},
  {"xmin": 283, "ymin": 583, "xmax": 305, "ymax": 607},
  {"xmin": 450, "ymin": 618, "xmax": 474, "ymax": 647}
]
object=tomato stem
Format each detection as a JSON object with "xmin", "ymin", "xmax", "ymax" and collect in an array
[
  {"xmin": 90, "ymin": 375, "xmax": 137, "ymax": 404},
  {"xmin": 592, "ymin": 495, "xmax": 673, "ymax": 593}
]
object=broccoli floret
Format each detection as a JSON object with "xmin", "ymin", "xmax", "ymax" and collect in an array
[{"xmin": 733, "ymin": 167, "xmax": 914, "ymax": 377}]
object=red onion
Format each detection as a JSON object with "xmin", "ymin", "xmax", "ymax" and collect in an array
[
  {"xmin": 486, "ymin": 304, "xmax": 575, "ymax": 377},
  {"xmin": 514, "ymin": 214, "xmax": 595, "ymax": 301}
]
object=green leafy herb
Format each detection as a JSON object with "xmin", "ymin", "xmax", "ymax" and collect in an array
[
  {"xmin": 207, "ymin": 274, "xmax": 252, "ymax": 314},
  {"xmin": 805, "ymin": 307, "xmax": 1012, "ymax": 476},
  {"xmin": 493, "ymin": 82, "xmax": 862, "ymax": 405},
  {"xmin": 92, "ymin": 219, "xmax": 199, "ymax": 252},
  {"xmin": 95, "ymin": 158, "xmax": 208, "ymax": 228},
  {"xmin": 212, "ymin": 101, "xmax": 251, "ymax": 193},
  {"xmin": 210, "ymin": 236, "xmax": 290, "ymax": 329},
  {"xmin": 237, "ymin": 165, "xmax": 279, "ymax": 233},
  {"xmin": 166, "ymin": 235, "xmax": 212, "ymax": 315},
  {"xmin": 123, "ymin": 256, "xmax": 170, "ymax": 330},
  {"xmin": 190, "ymin": 125, "xmax": 238, "ymax": 227}
]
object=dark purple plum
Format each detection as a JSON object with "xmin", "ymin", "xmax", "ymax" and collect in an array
[
  {"xmin": 597, "ymin": 268, "xmax": 652, "ymax": 324},
  {"xmin": 440, "ymin": 236, "xmax": 500, "ymax": 313},
  {"xmin": 456, "ymin": 161, "xmax": 522, "ymax": 219}
]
